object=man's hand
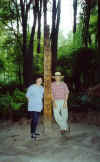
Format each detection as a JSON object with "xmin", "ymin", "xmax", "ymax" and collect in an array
[
  {"xmin": 53, "ymin": 101, "xmax": 57, "ymax": 108},
  {"xmin": 63, "ymin": 101, "xmax": 67, "ymax": 108}
]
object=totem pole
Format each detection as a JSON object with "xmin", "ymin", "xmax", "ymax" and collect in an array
[{"xmin": 44, "ymin": 25, "xmax": 52, "ymax": 120}]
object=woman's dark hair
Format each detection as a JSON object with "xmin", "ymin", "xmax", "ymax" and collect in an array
[
  {"xmin": 34, "ymin": 74, "xmax": 43, "ymax": 83},
  {"xmin": 26, "ymin": 74, "xmax": 43, "ymax": 87}
]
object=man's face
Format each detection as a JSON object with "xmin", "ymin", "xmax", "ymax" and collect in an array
[
  {"xmin": 36, "ymin": 78, "xmax": 43, "ymax": 85},
  {"xmin": 55, "ymin": 76, "xmax": 61, "ymax": 82}
]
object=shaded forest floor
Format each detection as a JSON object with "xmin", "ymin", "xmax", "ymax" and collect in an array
[{"xmin": 0, "ymin": 118, "xmax": 100, "ymax": 162}]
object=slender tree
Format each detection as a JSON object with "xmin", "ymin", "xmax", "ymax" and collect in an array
[
  {"xmin": 37, "ymin": 0, "xmax": 42, "ymax": 53},
  {"xmin": 73, "ymin": 0, "xmax": 78, "ymax": 33},
  {"xmin": 81, "ymin": 0, "xmax": 97, "ymax": 47},
  {"xmin": 51, "ymin": 0, "xmax": 61, "ymax": 73},
  {"xmin": 43, "ymin": 0, "xmax": 48, "ymax": 44},
  {"xmin": 82, "ymin": 0, "xmax": 91, "ymax": 47},
  {"xmin": 20, "ymin": 0, "xmax": 40, "ymax": 87}
]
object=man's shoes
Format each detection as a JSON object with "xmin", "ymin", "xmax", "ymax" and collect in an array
[
  {"xmin": 60, "ymin": 129, "xmax": 69, "ymax": 136},
  {"xmin": 60, "ymin": 130, "xmax": 65, "ymax": 135}
]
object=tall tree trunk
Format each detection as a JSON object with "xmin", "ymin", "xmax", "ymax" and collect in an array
[
  {"xmin": 98, "ymin": 0, "xmax": 100, "ymax": 49},
  {"xmin": 51, "ymin": 0, "xmax": 61, "ymax": 73},
  {"xmin": 37, "ymin": 0, "xmax": 42, "ymax": 53},
  {"xmin": 43, "ymin": 0, "xmax": 47, "ymax": 43},
  {"xmin": 73, "ymin": 0, "xmax": 78, "ymax": 33},
  {"xmin": 20, "ymin": 0, "xmax": 37, "ymax": 87},
  {"xmin": 44, "ymin": 25, "xmax": 52, "ymax": 120},
  {"xmin": 96, "ymin": 0, "xmax": 100, "ymax": 82},
  {"xmin": 82, "ymin": 0, "xmax": 91, "ymax": 47},
  {"xmin": 28, "ymin": 3, "xmax": 38, "ymax": 84},
  {"xmin": 20, "ymin": 0, "xmax": 28, "ymax": 86},
  {"xmin": 16, "ymin": 0, "xmax": 22, "ymax": 87}
]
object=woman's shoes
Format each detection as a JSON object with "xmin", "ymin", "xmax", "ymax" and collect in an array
[
  {"xmin": 31, "ymin": 133, "xmax": 37, "ymax": 140},
  {"xmin": 35, "ymin": 132, "xmax": 40, "ymax": 136},
  {"xmin": 31, "ymin": 132, "xmax": 40, "ymax": 140}
]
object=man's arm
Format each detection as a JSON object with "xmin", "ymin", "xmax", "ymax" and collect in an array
[
  {"xmin": 63, "ymin": 83, "xmax": 69, "ymax": 108},
  {"xmin": 64, "ymin": 94, "xmax": 69, "ymax": 101},
  {"xmin": 64, "ymin": 83, "xmax": 69, "ymax": 101},
  {"xmin": 51, "ymin": 94, "xmax": 57, "ymax": 108},
  {"xmin": 51, "ymin": 84, "xmax": 57, "ymax": 108}
]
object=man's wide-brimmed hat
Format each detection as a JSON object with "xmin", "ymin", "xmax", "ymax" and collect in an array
[{"xmin": 52, "ymin": 72, "xmax": 64, "ymax": 79}]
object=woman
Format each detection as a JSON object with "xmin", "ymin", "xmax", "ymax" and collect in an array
[{"xmin": 26, "ymin": 76, "xmax": 44, "ymax": 140}]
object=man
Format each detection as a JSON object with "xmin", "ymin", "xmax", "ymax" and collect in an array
[
  {"xmin": 51, "ymin": 72, "xmax": 69, "ymax": 135},
  {"xmin": 26, "ymin": 76, "xmax": 44, "ymax": 140}
]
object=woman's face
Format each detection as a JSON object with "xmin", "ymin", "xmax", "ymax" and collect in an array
[{"xmin": 36, "ymin": 78, "xmax": 43, "ymax": 85}]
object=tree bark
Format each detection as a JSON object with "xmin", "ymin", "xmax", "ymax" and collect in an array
[{"xmin": 44, "ymin": 25, "xmax": 52, "ymax": 120}]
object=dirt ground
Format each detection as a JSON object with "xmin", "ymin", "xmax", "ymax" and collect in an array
[{"xmin": 0, "ymin": 119, "xmax": 100, "ymax": 162}]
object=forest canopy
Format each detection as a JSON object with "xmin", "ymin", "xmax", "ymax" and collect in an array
[{"xmin": 0, "ymin": 0, "xmax": 99, "ymax": 90}]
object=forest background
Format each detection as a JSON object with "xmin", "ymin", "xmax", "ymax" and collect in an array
[{"xmin": 0, "ymin": 0, "xmax": 99, "ymax": 120}]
